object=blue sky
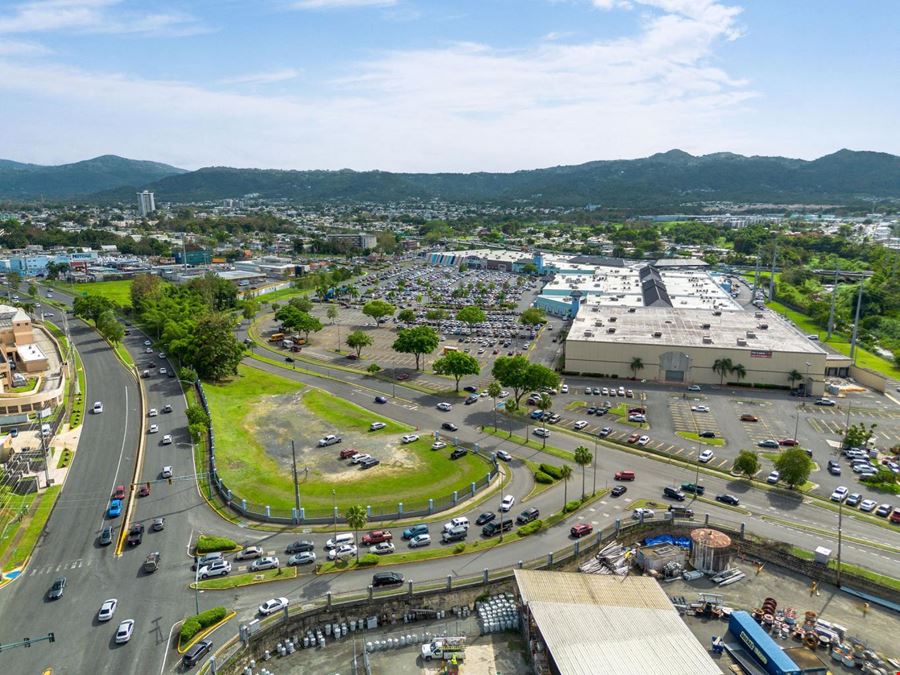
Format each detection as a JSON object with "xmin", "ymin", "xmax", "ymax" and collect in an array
[{"xmin": 0, "ymin": 0, "xmax": 897, "ymax": 172}]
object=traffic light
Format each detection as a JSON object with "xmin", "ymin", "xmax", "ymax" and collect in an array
[{"xmin": 48, "ymin": 632, "xmax": 55, "ymax": 643}]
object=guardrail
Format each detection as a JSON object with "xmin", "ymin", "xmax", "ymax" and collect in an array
[{"xmin": 193, "ymin": 382, "xmax": 501, "ymax": 524}]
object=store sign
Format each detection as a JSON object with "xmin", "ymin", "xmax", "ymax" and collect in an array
[{"xmin": 750, "ymin": 350, "xmax": 772, "ymax": 358}]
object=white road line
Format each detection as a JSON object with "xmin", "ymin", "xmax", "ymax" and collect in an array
[{"xmin": 99, "ymin": 385, "xmax": 130, "ymax": 531}]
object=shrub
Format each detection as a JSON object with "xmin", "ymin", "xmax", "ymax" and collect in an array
[
  {"xmin": 179, "ymin": 606, "xmax": 227, "ymax": 645},
  {"xmin": 195, "ymin": 535, "xmax": 237, "ymax": 554},
  {"xmin": 453, "ymin": 543, "xmax": 466, "ymax": 554},
  {"xmin": 534, "ymin": 471, "xmax": 554, "ymax": 484},
  {"xmin": 539, "ymin": 463, "xmax": 563, "ymax": 480},
  {"xmin": 564, "ymin": 500, "xmax": 580, "ymax": 513},
  {"xmin": 357, "ymin": 554, "xmax": 379, "ymax": 567},
  {"xmin": 517, "ymin": 519, "xmax": 543, "ymax": 537}
]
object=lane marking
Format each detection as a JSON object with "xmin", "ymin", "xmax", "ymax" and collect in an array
[{"xmin": 99, "ymin": 385, "xmax": 130, "ymax": 532}]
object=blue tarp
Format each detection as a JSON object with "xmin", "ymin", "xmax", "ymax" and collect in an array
[
  {"xmin": 728, "ymin": 611, "xmax": 800, "ymax": 675},
  {"xmin": 643, "ymin": 535, "xmax": 692, "ymax": 549}
]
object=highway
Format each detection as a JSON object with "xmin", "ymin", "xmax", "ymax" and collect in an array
[{"xmin": 1, "ymin": 285, "xmax": 897, "ymax": 673}]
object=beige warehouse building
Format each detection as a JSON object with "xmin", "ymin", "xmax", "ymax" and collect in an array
[{"xmin": 565, "ymin": 303, "xmax": 828, "ymax": 395}]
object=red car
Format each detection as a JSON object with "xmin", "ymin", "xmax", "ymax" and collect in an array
[
  {"xmin": 628, "ymin": 407, "xmax": 646, "ymax": 415},
  {"xmin": 570, "ymin": 523, "xmax": 593, "ymax": 538},
  {"xmin": 113, "ymin": 485, "xmax": 126, "ymax": 500},
  {"xmin": 395, "ymin": 372, "xmax": 409, "ymax": 381},
  {"xmin": 890, "ymin": 510, "xmax": 900, "ymax": 525},
  {"xmin": 779, "ymin": 439, "xmax": 799, "ymax": 447},
  {"xmin": 339, "ymin": 448, "xmax": 359, "ymax": 460},
  {"xmin": 361, "ymin": 530, "xmax": 393, "ymax": 545},
  {"xmin": 615, "ymin": 470, "xmax": 636, "ymax": 481},
  {"xmin": 740, "ymin": 414, "xmax": 759, "ymax": 422},
  {"xmin": 138, "ymin": 484, "xmax": 151, "ymax": 497},
  {"xmin": 626, "ymin": 433, "xmax": 640, "ymax": 444}
]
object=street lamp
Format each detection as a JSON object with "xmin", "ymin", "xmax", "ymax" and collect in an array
[{"xmin": 332, "ymin": 488, "xmax": 337, "ymax": 538}]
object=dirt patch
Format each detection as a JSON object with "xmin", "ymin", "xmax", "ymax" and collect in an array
[{"xmin": 245, "ymin": 391, "xmax": 426, "ymax": 482}]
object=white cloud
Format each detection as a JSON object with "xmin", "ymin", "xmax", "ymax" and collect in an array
[
  {"xmin": 0, "ymin": 0, "xmax": 207, "ymax": 37},
  {"xmin": 220, "ymin": 68, "xmax": 302, "ymax": 85},
  {"xmin": 0, "ymin": 0, "xmax": 772, "ymax": 171},
  {"xmin": 291, "ymin": 0, "xmax": 397, "ymax": 9},
  {"xmin": 0, "ymin": 39, "xmax": 51, "ymax": 55}
]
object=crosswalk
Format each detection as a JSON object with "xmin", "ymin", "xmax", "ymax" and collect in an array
[{"xmin": 28, "ymin": 558, "xmax": 89, "ymax": 576}]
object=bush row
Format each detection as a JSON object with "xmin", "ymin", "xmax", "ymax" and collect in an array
[
  {"xmin": 180, "ymin": 606, "xmax": 227, "ymax": 646},
  {"xmin": 534, "ymin": 471, "xmax": 554, "ymax": 484},
  {"xmin": 564, "ymin": 500, "xmax": 581, "ymax": 513},
  {"xmin": 517, "ymin": 519, "xmax": 543, "ymax": 537},
  {"xmin": 357, "ymin": 554, "xmax": 379, "ymax": 566},
  {"xmin": 196, "ymin": 535, "xmax": 237, "ymax": 554},
  {"xmin": 539, "ymin": 463, "xmax": 563, "ymax": 480}
]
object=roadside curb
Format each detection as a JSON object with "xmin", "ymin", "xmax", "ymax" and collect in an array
[
  {"xmin": 190, "ymin": 568, "xmax": 297, "ymax": 592},
  {"xmin": 115, "ymin": 364, "xmax": 146, "ymax": 556},
  {"xmin": 177, "ymin": 610, "xmax": 237, "ymax": 654}
]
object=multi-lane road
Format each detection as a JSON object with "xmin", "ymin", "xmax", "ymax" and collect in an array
[{"xmin": 1, "ymin": 286, "xmax": 898, "ymax": 674}]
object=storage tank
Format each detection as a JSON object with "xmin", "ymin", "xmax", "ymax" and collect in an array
[{"xmin": 689, "ymin": 528, "xmax": 732, "ymax": 574}]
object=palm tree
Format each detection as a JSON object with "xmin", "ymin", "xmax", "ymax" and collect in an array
[
  {"xmin": 538, "ymin": 393, "xmax": 552, "ymax": 448},
  {"xmin": 574, "ymin": 446, "xmax": 592, "ymax": 500},
  {"xmin": 712, "ymin": 358, "xmax": 733, "ymax": 385},
  {"xmin": 629, "ymin": 356, "xmax": 644, "ymax": 380},
  {"xmin": 732, "ymin": 363, "xmax": 747, "ymax": 384},
  {"xmin": 787, "ymin": 369, "xmax": 802, "ymax": 390},
  {"xmin": 488, "ymin": 380, "xmax": 502, "ymax": 431},
  {"xmin": 559, "ymin": 464, "xmax": 573, "ymax": 509},
  {"xmin": 345, "ymin": 504, "xmax": 368, "ymax": 563}
]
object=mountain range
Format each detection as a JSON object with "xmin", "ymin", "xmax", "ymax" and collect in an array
[{"xmin": 1, "ymin": 150, "xmax": 898, "ymax": 207}]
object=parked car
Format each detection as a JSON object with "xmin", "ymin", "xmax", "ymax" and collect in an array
[
  {"xmin": 766, "ymin": 470, "xmax": 781, "ymax": 484},
  {"xmin": 360, "ymin": 457, "xmax": 380, "ymax": 469},
  {"xmin": 328, "ymin": 544, "xmax": 358, "ymax": 560},
  {"xmin": 698, "ymin": 449, "xmax": 714, "ymax": 463},
  {"xmin": 740, "ymin": 414, "xmax": 758, "ymax": 422},
  {"xmin": 476, "ymin": 512, "xmax": 496, "ymax": 526},
  {"xmin": 632, "ymin": 508, "xmax": 655, "ymax": 520},
  {"xmin": 599, "ymin": 427, "xmax": 612, "ymax": 437},
  {"xmin": 573, "ymin": 420, "xmax": 588, "ymax": 430},
  {"xmin": 875, "ymin": 503, "xmax": 893, "ymax": 518},
  {"xmin": 408, "ymin": 533, "xmax": 431, "ymax": 548},
  {"xmin": 318, "ymin": 434, "xmax": 342, "ymax": 447},
  {"xmin": 830, "ymin": 486, "xmax": 849, "ymax": 502},
  {"xmin": 402, "ymin": 524, "xmax": 429, "ymax": 540},
  {"xmin": 758, "ymin": 439, "xmax": 779, "ymax": 449},
  {"xmin": 98, "ymin": 526, "xmax": 113, "ymax": 545},
  {"xmin": 107, "ymin": 499, "xmax": 123, "ymax": 518},
  {"xmin": 845, "ymin": 493, "xmax": 862, "ymax": 507},
  {"xmin": 369, "ymin": 542, "xmax": 395, "ymax": 555},
  {"xmin": 450, "ymin": 448, "xmax": 468, "ymax": 460},
  {"xmin": 859, "ymin": 499, "xmax": 878, "ymax": 512},
  {"xmin": 369, "ymin": 422, "xmax": 386, "ymax": 431},
  {"xmin": 627, "ymin": 433, "xmax": 640, "ymax": 443},
  {"xmin": 637, "ymin": 435, "xmax": 650, "ymax": 446},
  {"xmin": 401, "ymin": 434, "xmax": 419, "ymax": 444},
  {"xmin": 250, "ymin": 556, "xmax": 280, "ymax": 571},
  {"xmin": 778, "ymin": 438, "xmax": 799, "ymax": 447},
  {"xmin": 482, "ymin": 519, "xmax": 514, "ymax": 537},
  {"xmin": 198, "ymin": 560, "xmax": 231, "ymax": 579},
  {"xmin": 361, "ymin": 530, "xmax": 393, "ymax": 546},
  {"xmin": 285, "ymin": 540, "xmax": 315, "ymax": 554},
  {"xmin": 610, "ymin": 485, "xmax": 627, "ymax": 497}
]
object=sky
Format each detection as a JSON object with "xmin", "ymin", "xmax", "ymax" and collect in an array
[{"xmin": 0, "ymin": 0, "xmax": 897, "ymax": 172}]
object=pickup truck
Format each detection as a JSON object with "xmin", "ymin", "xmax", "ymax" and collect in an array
[
  {"xmin": 421, "ymin": 637, "xmax": 466, "ymax": 661},
  {"xmin": 681, "ymin": 482, "xmax": 705, "ymax": 496}
]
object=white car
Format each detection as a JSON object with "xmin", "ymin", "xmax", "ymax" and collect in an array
[
  {"xmin": 144, "ymin": 340, "xmax": 152, "ymax": 346},
  {"xmin": 98, "ymin": 598, "xmax": 118, "ymax": 622},
  {"xmin": 830, "ymin": 486, "xmax": 849, "ymax": 502},
  {"xmin": 258, "ymin": 597, "xmax": 289, "ymax": 616},
  {"xmin": 148, "ymin": 424, "xmax": 159, "ymax": 434},
  {"xmin": 632, "ymin": 508, "xmax": 655, "ymax": 520},
  {"xmin": 436, "ymin": 402, "xmax": 452, "ymax": 411},
  {"xmin": 691, "ymin": 405, "xmax": 710, "ymax": 413},
  {"xmin": 687, "ymin": 385, "xmax": 702, "ymax": 392},
  {"xmin": 161, "ymin": 434, "xmax": 172, "ymax": 445},
  {"xmin": 637, "ymin": 435, "xmax": 650, "ymax": 446},
  {"xmin": 369, "ymin": 422, "xmax": 386, "ymax": 431},
  {"xmin": 115, "ymin": 619, "xmax": 135, "ymax": 644},
  {"xmin": 573, "ymin": 420, "xmax": 588, "ymax": 430},
  {"xmin": 369, "ymin": 541, "xmax": 395, "ymax": 555},
  {"xmin": 148, "ymin": 408, "xmax": 158, "ymax": 417},
  {"xmin": 408, "ymin": 533, "xmax": 431, "ymax": 548},
  {"xmin": 498, "ymin": 390, "xmax": 510, "ymax": 398},
  {"xmin": 859, "ymin": 499, "xmax": 878, "ymax": 512},
  {"xmin": 698, "ymin": 449, "xmax": 714, "ymax": 463},
  {"xmin": 318, "ymin": 434, "xmax": 342, "ymax": 447},
  {"xmin": 250, "ymin": 556, "xmax": 280, "ymax": 572},
  {"xmin": 500, "ymin": 494, "xmax": 515, "ymax": 512},
  {"xmin": 159, "ymin": 367, "xmax": 167, "ymax": 375},
  {"xmin": 627, "ymin": 414, "xmax": 646, "ymax": 423},
  {"xmin": 443, "ymin": 517, "xmax": 469, "ymax": 531},
  {"xmin": 496, "ymin": 450, "xmax": 512, "ymax": 462},
  {"xmin": 350, "ymin": 453, "xmax": 372, "ymax": 464},
  {"xmin": 145, "ymin": 347, "xmax": 153, "ymax": 353},
  {"xmin": 158, "ymin": 352, "xmax": 166, "ymax": 359},
  {"xmin": 401, "ymin": 434, "xmax": 419, "ymax": 444},
  {"xmin": 161, "ymin": 465, "xmax": 173, "ymax": 478},
  {"xmin": 431, "ymin": 440, "xmax": 447, "ymax": 450},
  {"xmin": 327, "ymin": 544, "xmax": 357, "ymax": 560},
  {"xmin": 533, "ymin": 427, "xmax": 550, "ymax": 438},
  {"xmin": 235, "ymin": 546, "xmax": 263, "ymax": 560},
  {"xmin": 560, "ymin": 385, "xmax": 569, "ymax": 394},
  {"xmin": 198, "ymin": 560, "xmax": 232, "ymax": 579},
  {"xmin": 93, "ymin": 401, "xmax": 104, "ymax": 414}
]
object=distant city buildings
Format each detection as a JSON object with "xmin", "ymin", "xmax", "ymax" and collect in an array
[
  {"xmin": 137, "ymin": 191, "xmax": 156, "ymax": 217},
  {"xmin": 327, "ymin": 233, "xmax": 377, "ymax": 250}
]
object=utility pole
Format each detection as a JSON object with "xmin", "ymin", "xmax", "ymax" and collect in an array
[
  {"xmin": 826, "ymin": 268, "xmax": 839, "ymax": 341},
  {"xmin": 752, "ymin": 253, "xmax": 761, "ymax": 296},
  {"xmin": 849, "ymin": 281, "xmax": 863, "ymax": 363},
  {"xmin": 768, "ymin": 245, "xmax": 777, "ymax": 302},
  {"xmin": 291, "ymin": 440, "xmax": 301, "ymax": 516},
  {"xmin": 40, "ymin": 426, "xmax": 50, "ymax": 487},
  {"xmin": 592, "ymin": 439, "xmax": 597, "ymax": 496},
  {"xmin": 836, "ymin": 497, "xmax": 844, "ymax": 587}
]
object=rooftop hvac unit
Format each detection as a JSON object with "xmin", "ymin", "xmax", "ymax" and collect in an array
[
  {"xmin": 609, "ymin": 316, "xmax": 617, "ymax": 322},
  {"xmin": 594, "ymin": 321, "xmax": 603, "ymax": 327},
  {"xmin": 607, "ymin": 327, "xmax": 616, "ymax": 334},
  {"xmin": 713, "ymin": 311, "xmax": 722, "ymax": 316},
  {"xmin": 584, "ymin": 331, "xmax": 593, "ymax": 337},
  {"xmin": 746, "ymin": 331, "xmax": 757, "ymax": 339},
  {"xmin": 754, "ymin": 312, "xmax": 764, "ymax": 319},
  {"xmin": 628, "ymin": 308, "xmax": 637, "ymax": 313},
  {"xmin": 701, "ymin": 323, "xmax": 711, "ymax": 329},
  {"xmin": 591, "ymin": 306, "xmax": 599, "ymax": 312},
  {"xmin": 652, "ymin": 331, "xmax": 662, "ymax": 338},
  {"xmin": 737, "ymin": 338, "xmax": 747, "ymax": 346},
  {"xmin": 702, "ymin": 336, "xmax": 713, "ymax": 344}
]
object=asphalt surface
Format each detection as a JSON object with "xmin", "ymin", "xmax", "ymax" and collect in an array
[{"xmin": 3, "ymin": 281, "xmax": 898, "ymax": 673}]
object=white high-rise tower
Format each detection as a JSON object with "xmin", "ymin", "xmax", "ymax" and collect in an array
[{"xmin": 137, "ymin": 191, "xmax": 156, "ymax": 217}]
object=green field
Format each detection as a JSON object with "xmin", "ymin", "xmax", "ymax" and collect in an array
[
  {"xmin": 204, "ymin": 365, "xmax": 492, "ymax": 516},
  {"xmin": 49, "ymin": 280, "xmax": 133, "ymax": 308},
  {"xmin": 0, "ymin": 486, "xmax": 61, "ymax": 570}
]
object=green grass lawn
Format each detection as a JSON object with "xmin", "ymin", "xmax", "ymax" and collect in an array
[
  {"xmin": 0, "ymin": 486, "xmax": 61, "ymax": 569},
  {"xmin": 9, "ymin": 377, "xmax": 38, "ymax": 393},
  {"xmin": 677, "ymin": 431, "xmax": 726, "ymax": 447},
  {"xmin": 205, "ymin": 365, "xmax": 493, "ymax": 516},
  {"xmin": 482, "ymin": 426, "xmax": 575, "ymax": 462},
  {"xmin": 193, "ymin": 567, "xmax": 297, "ymax": 590},
  {"xmin": 49, "ymin": 280, "xmax": 133, "ymax": 308}
]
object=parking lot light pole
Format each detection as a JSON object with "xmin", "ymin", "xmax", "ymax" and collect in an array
[
  {"xmin": 194, "ymin": 558, "xmax": 201, "ymax": 615},
  {"xmin": 592, "ymin": 439, "xmax": 597, "ymax": 496},
  {"xmin": 332, "ymin": 489, "xmax": 337, "ymax": 538}
]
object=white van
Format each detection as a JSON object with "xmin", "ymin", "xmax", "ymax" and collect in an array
[
  {"xmin": 41, "ymin": 423, "xmax": 51, "ymax": 437},
  {"xmin": 325, "ymin": 532, "xmax": 354, "ymax": 549}
]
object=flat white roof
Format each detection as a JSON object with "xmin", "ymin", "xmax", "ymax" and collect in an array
[
  {"xmin": 17, "ymin": 343, "xmax": 47, "ymax": 362},
  {"xmin": 515, "ymin": 570, "xmax": 720, "ymax": 675}
]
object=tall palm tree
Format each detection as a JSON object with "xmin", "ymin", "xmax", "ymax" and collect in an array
[
  {"xmin": 488, "ymin": 380, "xmax": 502, "ymax": 431},
  {"xmin": 712, "ymin": 358, "xmax": 733, "ymax": 385},
  {"xmin": 574, "ymin": 446, "xmax": 592, "ymax": 500},
  {"xmin": 732, "ymin": 363, "xmax": 747, "ymax": 384},
  {"xmin": 345, "ymin": 504, "xmax": 367, "ymax": 563},
  {"xmin": 538, "ymin": 393, "xmax": 553, "ymax": 449},
  {"xmin": 629, "ymin": 357, "xmax": 644, "ymax": 380},
  {"xmin": 559, "ymin": 464, "xmax": 573, "ymax": 509},
  {"xmin": 787, "ymin": 369, "xmax": 802, "ymax": 390}
]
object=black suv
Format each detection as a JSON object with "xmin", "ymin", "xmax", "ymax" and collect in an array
[
  {"xmin": 450, "ymin": 448, "xmax": 468, "ymax": 460},
  {"xmin": 663, "ymin": 487, "xmax": 686, "ymax": 501},
  {"xmin": 482, "ymin": 520, "xmax": 514, "ymax": 537},
  {"xmin": 127, "ymin": 523, "xmax": 145, "ymax": 546},
  {"xmin": 285, "ymin": 540, "xmax": 314, "ymax": 554},
  {"xmin": 372, "ymin": 571, "xmax": 404, "ymax": 587},
  {"xmin": 182, "ymin": 639, "xmax": 213, "ymax": 668},
  {"xmin": 516, "ymin": 507, "xmax": 540, "ymax": 524},
  {"xmin": 716, "ymin": 493, "xmax": 740, "ymax": 506},
  {"xmin": 441, "ymin": 422, "xmax": 458, "ymax": 432}
]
